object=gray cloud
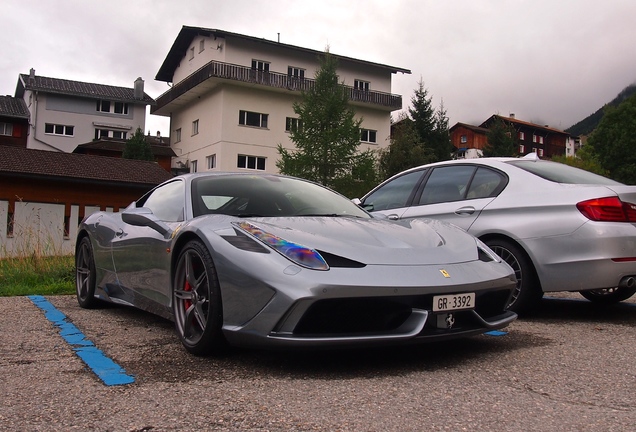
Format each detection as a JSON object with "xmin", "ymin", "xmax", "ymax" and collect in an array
[{"xmin": 2, "ymin": 0, "xmax": 635, "ymax": 135}]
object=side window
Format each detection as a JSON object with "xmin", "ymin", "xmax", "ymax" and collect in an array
[
  {"xmin": 362, "ymin": 170, "xmax": 425, "ymax": 211},
  {"xmin": 418, "ymin": 166, "xmax": 475, "ymax": 205},
  {"xmin": 466, "ymin": 168, "xmax": 506, "ymax": 199},
  {"xmin": 137, "ymin": 181, "xmax": 185, "ymax": 222}
]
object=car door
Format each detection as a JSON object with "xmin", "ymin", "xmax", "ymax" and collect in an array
[
  {"xmin": 111, "ymin": 180, "xmax": 185, "ymax": 311},
  {"xmin": 360, "ymin": 169, "xmax": 427, "ymax": 219},
  {"xmin": 401, "ymin": 165, "xmax": 507, "ymax": 231}
]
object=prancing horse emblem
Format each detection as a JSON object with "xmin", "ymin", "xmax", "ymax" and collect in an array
[
  {"xmin": 446, "ymin": 313, "xmax": 455, "ymax": 329},
  {"xmin": 439, "ymin": 269, "xmax": 450, "ymax": 278}
]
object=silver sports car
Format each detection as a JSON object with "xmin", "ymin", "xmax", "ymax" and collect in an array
[
  {"xmin": 76, "ymin": 172, "xmax": 517, "ymax": 355},
  {"xmin": 358, "ymin": 153, "xmax": 636, "ymax": 313}
]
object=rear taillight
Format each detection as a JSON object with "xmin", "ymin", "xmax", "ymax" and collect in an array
[{"xmin": 576, "ymin": 197, "xmax": 636, "ymax": 222}]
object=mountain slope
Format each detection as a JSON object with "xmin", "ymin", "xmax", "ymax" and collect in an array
[{"xmin": 566, "ymin": 84, "xmax": 636, "ymax": 136}]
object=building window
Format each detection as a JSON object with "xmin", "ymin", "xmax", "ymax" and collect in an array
[
  {"xmin": 175, "ymin": 128, "xmax": 181, "ymax": 143},
  {"xmin": 538, "ymin": 136, "xmax": 544, "ymax": 144},
  {"xmin": 190, "ymin": 160, "xmax": 198, "ymax": 173},
  {"xmin": 532, "ymin": 147, "xmax": 537, "ymax": 153},
  {"xmin": 538, "ymin": 148, "xmax": 544, "ymax": 157},
  {"xmin": 94, "ymin": 129, "xmax": 127, "ymax": 140},
  {"xmin": 360, "ymin": 129, "xmax": 377, "ymax": 143},
  {"xmin": 114, "ymin": 102, "xmax": 128, "ymax": 114},
  {"xmin": 96, "ymin": 100, "xmax": 128, "ymax": 115},
  {"xmin": 192, "ymin": 119, "xmax": 199, "ymax": 136},
  {"xmin": 354, "ymin": 80, "xmax": 370, "ymax": 91},
  {"xmin": 237, "ymin": 154, "xmax": 266, "ymax": 170},
  {"xmin": 206, "ymin": 154, "xmax": 216, "ymax": 170},
  {"xmin": 519, "ymin": 144, "xmax": 525, "ymax": 154},
  {"xmin": 45, "ymin": 123, "xmax": 74, "ymax": 136},
  {"xmin": 532, "ymin": 134, "xmax": 538, "ymax": 143},
  {"xmin": 288, "ymin": 67, "xmax": 305, "ymax": 78},
  {"xmin": 0, "ymin": 122, "xmax": 13, "ymax": 136},
  {"xmin": 251, "ymin": 60, "xmax": 270, "ymax": 71},
  {"xmin": 460, "ymin": 135, "xmax": 467, "ymax": 144},
  {"xmin": 189, "ymin": 47, "xmax": 194, "ymax": 60},
  {"xmin": 285, "ymin": 117, "xmax": 303, "ymax": 132},
  {"xmin": 199, "ymin": 39, "xmax": 205, "ymax": 53},
  {"xmin": 239, "ymin": 110, "xmax": 268, "ymax": 128},
  {"xmin": 519, "ymin": 131, "xmax": 525, "ymax": 140}
]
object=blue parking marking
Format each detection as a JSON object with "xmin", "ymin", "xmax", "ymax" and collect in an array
[
  {"xmin": 484, "ymin": 330, "xmax": 508, "ymax": 336},
  {"xmin": 29, "ymin": 295, "xmax": 135, "ymax": 386}
]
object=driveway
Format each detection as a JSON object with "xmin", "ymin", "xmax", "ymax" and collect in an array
[{"xmin": 1, "ymin": 293, "xmax": 635, "ymax": 431}]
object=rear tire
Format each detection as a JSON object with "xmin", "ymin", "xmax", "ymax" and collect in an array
[
  {"xmin": 579, "ymin": 287, "xmax": 636, "ymax": 305},
  {"xmin": 484, "ymin": 238, "xmax": 542, "ymax": 314},
  {"xmin": 172, "ymin": 240, "xmax": 226, "ymax": 356},
  {"xmin": 75, "ymin": 236, "xmax": 100, "ymax": 309}
]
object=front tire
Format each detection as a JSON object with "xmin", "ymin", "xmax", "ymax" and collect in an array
[
  {"xmin": 579, "ymin": 287, "xmax": 636, "ymax": 304},
  {"xmin": 173, "ymin": 240, "xmax": 225, "ymax": 356},
  {"xmin": 75, "ymin": 236, "xmax": 100, "ymax": 309},
  {"xmin": 485, "ymin": 238, "xmax": 542, "ymax": 314}
]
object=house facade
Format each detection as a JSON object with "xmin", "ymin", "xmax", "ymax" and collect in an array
[
  {"xmin": 450, "ymin": 114, "xmax": 576, "ymax": 159},
  {"xmin": 15, "ymin": 69, "xmax": 155, "ymax": 153},
  {"xmin": 449, "ymin": 122, "xmax": 488, "ymax": 159},
  {"xmin": 0, "ymin": 146, "xmax": 173, "ymax": 258},
  {"xmin": 480, "ymin": 114, "xmax": 570, "ymax": 158},
  {"xmin": 0, "ymin": 95, "xmax": 29, "ymax": 147},
  {"xmin": 151, "ymin": 26, "xmax": 410, "ymax": 174}
]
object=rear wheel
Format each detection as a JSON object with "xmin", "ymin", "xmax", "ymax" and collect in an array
[
  {"xmin": 484, "ymin": 238, "xmax": 542, "ymax": 314},
  {"xmin": 579, "ymin": 287, "xmax": 636, "ymax": 304},
  {"xmin": 173, "ymin": 240, "xmax": 225, "ymax": 356},
  {"xmin": 75, "ymin": 236, "xmax": 100, "ymax": 309}
]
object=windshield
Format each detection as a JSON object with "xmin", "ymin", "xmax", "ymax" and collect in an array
[
  {"xmin": 507, "ymin": 160, "xmax": 622, "ymax": 185},
  {"xmin": 191, "ymin": 174, "xmax": 371, "ymax": 219}
]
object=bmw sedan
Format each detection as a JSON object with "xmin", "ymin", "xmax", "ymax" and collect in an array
[
  {"xmin": 357, "ymin": 154, "xmax": 636, "ymax": 313},
  {"xmin": 75, "ymin": 172, "xmax": 517, "ymax": 355}
]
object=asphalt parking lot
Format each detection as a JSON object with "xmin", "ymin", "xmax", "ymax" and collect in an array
[{"xmin": 1, "ymin": 292, "xmax": 635, "ymax": 431}]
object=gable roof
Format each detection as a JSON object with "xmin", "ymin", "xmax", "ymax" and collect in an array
[
  {"xmin": 0, "ymin": 95, "xmax": 29, "ymax": 119},
  {"xmin": 156, "ymin": 26, "xmax": 411, "ymax": 83},
  {"xmin": 15, "ymin": 73, "xmax": 156, "ymax": 105},
  {"xmin": 480, "ymin": 115, "xmax": 573, "ymax": 136},
  {"xmin": 0, "ymin": 146, "xmax": 172, "ymax": 186},
  {"xmin": 74, "ymin": 139, "xmax": 176, "ymax": 157},
  {"xmin": 449, "ymin": 122, "xmax": 489, "ymax": 134}
]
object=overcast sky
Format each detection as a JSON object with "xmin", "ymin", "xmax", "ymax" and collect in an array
[{"xmin": 3, "ymin": 0, "xmax": 635, "ymax": 136}]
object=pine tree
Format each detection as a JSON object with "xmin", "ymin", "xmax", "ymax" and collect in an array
[
  {"xmin": 277, "ymin": 50, "xmax": 378, "ymax": 196},
  {"xmin": 122, "ymin": 127, "xmax": 154, "ymax": 161},
  {"xmin": 483, "ymin": 117, "xmax": 518, "ymax": 157}
]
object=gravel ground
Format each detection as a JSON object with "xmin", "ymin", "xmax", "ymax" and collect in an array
[{"xmin": 1, "ymin": 292, "xmax": 635, "ymax": 431}]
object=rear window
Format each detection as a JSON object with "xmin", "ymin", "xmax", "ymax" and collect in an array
[{"xmin": 507, "ymin": 160, "xmax": 622, "ymax": 185}]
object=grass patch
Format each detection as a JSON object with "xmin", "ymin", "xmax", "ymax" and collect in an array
[{"xmin": 0, "ymin": 255, "xmax": 75, "ymax": 296}]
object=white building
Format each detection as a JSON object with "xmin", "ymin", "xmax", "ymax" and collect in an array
[
  {"xmin": 151, "ymin": 27, "xmax": 410, "ymax": 174},
  {"xmin": 15, "ymin": 69, "xmax": 155, "ymax": 153}
]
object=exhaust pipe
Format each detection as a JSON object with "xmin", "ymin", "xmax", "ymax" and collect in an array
[{"xmin": 619, "ymin": 276, "xmax": 636, "ymax": 288}]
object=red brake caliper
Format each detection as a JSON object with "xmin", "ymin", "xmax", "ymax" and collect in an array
[{"xmin": 184, "ymin": 279, "xmax": 192, "ymax": 311}]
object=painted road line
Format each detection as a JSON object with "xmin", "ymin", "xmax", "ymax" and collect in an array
[
  {"xmin": 484, "ymin": 330, "xmax": 508, "ymax": 336},
  {"xmin": 28, "ymin": 295, "xmax": 135, "ymax": 386}
]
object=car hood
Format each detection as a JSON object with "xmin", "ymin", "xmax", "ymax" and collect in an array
[{"xmin": 240, "ymin": 217, "xmax": 480, "ymax": 265}]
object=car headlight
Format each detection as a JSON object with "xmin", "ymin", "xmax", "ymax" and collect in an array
[{"xmin": 233, "ymin": 221, "xmax": 329, "ymax": 271}]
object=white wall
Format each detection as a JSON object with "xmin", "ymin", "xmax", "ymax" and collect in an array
[{"xmin": 0, "ymin": 201, "xmax": 107, "ymax": 258}]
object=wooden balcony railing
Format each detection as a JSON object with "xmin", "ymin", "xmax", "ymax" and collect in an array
[{"xmin": 153, "ymin": 60, "xmax": 403, "ymax": 112}]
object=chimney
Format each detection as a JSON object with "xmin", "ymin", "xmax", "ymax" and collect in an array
[
  {"xmin": 29, "ymin": 68, "xmax": 36, "ymax": 85},
  {"xmin": 134, "ymin": 77, "xmax": 144, "ymax": 99},
  {"xmin": 509, "ymin": 113, "xmax": 515, "ymax": 119},
  {"xmin": 156, "ymin": 131, "xmax": 161, "ymax": 138}
]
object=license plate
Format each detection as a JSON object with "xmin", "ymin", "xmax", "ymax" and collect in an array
[{"xmin": 433, "ymin": 293, "xmax": 475, "ymax": 312}]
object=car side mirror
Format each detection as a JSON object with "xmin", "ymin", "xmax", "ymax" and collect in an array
[{"xmin": 122, "ymin": 207, "xmax": 172, "ymax": 238}]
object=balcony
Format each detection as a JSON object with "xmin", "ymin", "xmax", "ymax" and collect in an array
[{"xmin": 152, "ymin": 60, "xmax": 403, "ymax": 116}]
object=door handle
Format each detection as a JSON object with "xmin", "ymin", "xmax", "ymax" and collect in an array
[
  {"xmin": 387, "ymin": 214, "xmax": 400, "ymax": 220},
  {"xmin": 455, "ymin": 206, "xmax": 476, "ymax": 215}
]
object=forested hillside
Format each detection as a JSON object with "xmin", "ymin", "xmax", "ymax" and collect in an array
[{"xmin": 566, "ymin": 84, "xmax": 636, "ymax": 136}]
